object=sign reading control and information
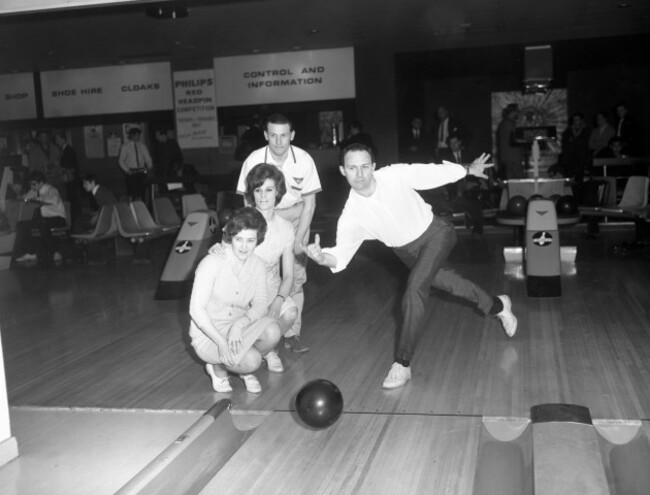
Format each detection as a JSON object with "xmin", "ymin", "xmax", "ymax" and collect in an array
[
  {"xmin": 0, "ymin": 73, "xmax": 37, "ymax": 121},
  {"xmin": 213, "ymin": 47, "xmax": 355, "ymax": 107},
  {"xmin": 40, "ymin": 62, "xmax": 173, "ymax": 117}
]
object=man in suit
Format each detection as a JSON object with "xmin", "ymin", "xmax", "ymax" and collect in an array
[
  {"xmin": 435, "ymin": 134, "xmax": 485, "ymax": 234},
  {"xmin": 399, "ymin": 117, "xmax": 434, "ymax": 163},
  {"xmin": 435, "ymin": 106, "xmax": 464, "ymax": 160},
  {"xmin": 339, "ymin": 120, "xmax": 378, "ymax": 159},
  {"xmin": 54, "ymin": 131, "xmax": 82, "ymax": 223},
  {"xmin": 614, "ymin": 101, "xmax": 641, "ymax": 155},
  {"xmin": 74, "ymin": 174, "xmax": 117, "ymax": 233}
]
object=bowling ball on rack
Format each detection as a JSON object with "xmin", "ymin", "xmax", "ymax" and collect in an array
[
  {"xmin": 556, "ymin": 195, "xmax": 578, "ymax": 215},
  {"xmin": 529, "ymin": 194, "xmax": 544, "ymax": 201},
  {"xmin": 506, "ymin": 195, "xmax": 528, "ymax": 216},
  {"xmin": 217, "ymin": 208, "xmax": 233, "ymax": 227},
  {"xmin": 295, "ymin": 379, "xmax": 343, "ymax": 429},
  {"xmin": 550, "ymin": 194, "xmax": 562, "ymax": 205}
]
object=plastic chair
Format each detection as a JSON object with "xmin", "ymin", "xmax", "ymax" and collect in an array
[
  {"xmin": 579, "ymin": 176, "xmax": 649, "ymax": 218},
  {"xmin": 181, "ymin": 193, "xmax": 208, "ymax": 218},
  {"xmin": 71, "ymin": 205, "xmax": 117, "ymax": 262},
  {"xmin": 114, "ymin": 202, "xmax": 158, "ymax": 241},
  {"xmin": 130, "ymin": 200, "xmax": 176, "ymax": 234},
  {"xmin": 153, "ymin": 197, "xmax": 182, "ymax": 230}
]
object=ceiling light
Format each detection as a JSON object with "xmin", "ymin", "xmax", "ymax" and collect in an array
[{"xmin": 146, "ymin": 5, "xmax": 188, "ymax": 19}]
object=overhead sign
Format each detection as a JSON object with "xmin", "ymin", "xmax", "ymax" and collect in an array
[
  {"xmin": 0, "ymin": 73, "xmax": 37, "ymax": 121},
  {"xmin": 173, "ymin": 69, "xmax": 219, "ymax": 149},
  {"xmin": 213, "ymin": 47, "xmax": 355, "ymax": 107},
  {"xmin": 40, "ymin": 62, "xmax": 173, "ymax": 117}
]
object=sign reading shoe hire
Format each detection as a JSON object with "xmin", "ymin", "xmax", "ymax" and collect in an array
[
  {"xmin": 213, "ymin": 47, "xmax": 355, "ymax": 107},
  {"xmin": 40, "ymin": 62, "xmax": 173, "ymax": 117}
]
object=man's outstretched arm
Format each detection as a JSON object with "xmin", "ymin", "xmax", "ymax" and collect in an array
[{"xmin": 304, "ymin": 233, "xmax": 337, "ymax": 269}]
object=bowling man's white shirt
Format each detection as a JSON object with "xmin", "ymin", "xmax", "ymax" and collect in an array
[
  {"xmin": 236, "ymin": 145, "xmax": 322, "ymax": 210},
  {"xmin": 322, "ymin": 162, "xmax": 466, "ymax": 273}
]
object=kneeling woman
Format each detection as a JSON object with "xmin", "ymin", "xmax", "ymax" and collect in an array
[{"xmin": 189, "ymin": 207, "xmax": 281, "ymax": 393}]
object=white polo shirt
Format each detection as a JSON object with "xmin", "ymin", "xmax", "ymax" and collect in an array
[
  {"xmin": 236, "ymin": 145, "xmax": 322, "ymax": 210},
  {"xmin": 322, "ymin": 162, "xmax": 465, "ymax": 272}
]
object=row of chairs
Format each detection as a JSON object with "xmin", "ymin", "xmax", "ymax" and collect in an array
[{"xmin": 72, "ymin": 197, "xmax": 183, "ymax": 261}]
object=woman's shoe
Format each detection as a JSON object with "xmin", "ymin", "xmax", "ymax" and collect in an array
[
  {"xmin": 205, "ymin": 363, "xmax": 232, "ymax": 393},
  {"xmin": 240, "ymin": 374, "xmax": 262, "ymax": 394}
]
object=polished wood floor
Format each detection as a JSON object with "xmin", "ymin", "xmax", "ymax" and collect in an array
[{"xmin": 2, "ymin": 224, "xmax": 649, "ymax": 423}]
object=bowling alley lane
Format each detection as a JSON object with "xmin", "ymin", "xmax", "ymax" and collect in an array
[{"xmin": 200, "ymin": 411, "xmax": 482, "ymax": 495}]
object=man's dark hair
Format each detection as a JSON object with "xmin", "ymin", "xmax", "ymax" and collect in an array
[
  {"xmin": 341, "ymin": 142, "xmax": 375, "ymax": 164},
  {"xmin": 266, "ymin": 113, "xmax": 293, "ymax": 131},
  {"xmin": 83, "ymin": 173, "xmax": 98, "ymax": 183},
  {"xmin": 29, "ymin": 171, "xmax": 45, "ymax": 183}
]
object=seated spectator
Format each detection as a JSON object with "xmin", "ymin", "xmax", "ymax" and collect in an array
[
  {"xmin": 73, "ymin": 174, "xmax": 117, "ymax": 233},
  {"xmin": 13, "ymin": 171, "xmax": 67, "ymax": 265},
  {"xmin": 339, "ymin": 121, "xmax": 378, "ymax": 159},
  {"xmin": 421, "ymin": 134, "xmax": 485, "ymax": 235},
  {"xmin": 595, "ymin": 136, "xmax": 628, "ymax": 159}
]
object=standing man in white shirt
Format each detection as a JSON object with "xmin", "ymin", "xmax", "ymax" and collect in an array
[
  {"xmin": 118, "ymin": 127, "xmax": 152, "ymax": 201},
  {"xmin": 304, "ymin": 143, "xmax": 517, "ymax": 390},
  {"xmin": 236, "ymin": 113, "xmax": 322, "ymax": 353}
]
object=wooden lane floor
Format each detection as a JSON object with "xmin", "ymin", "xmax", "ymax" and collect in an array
[
  {"xmin": 200, "ymin": 411, "xmax": 482, "ymax": 495},
  {"xmin": 1, "ymin": 227, "xmax": 650, "ymax": 422}
]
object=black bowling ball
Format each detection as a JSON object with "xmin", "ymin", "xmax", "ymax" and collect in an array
[
  {"xmin": 217, "ymin": 208, "xmax": 233, "ymax": 227},
  {"xmin": 556, "ymin": 195, "xmax": 578, "ymax": 215},
  {"xmin": 506, "ymin": 195, "xmax": 528, "ymax": 216},
  {"xmin": 295, "ymin": 379, "xmax": 343, "ymax": 429}
]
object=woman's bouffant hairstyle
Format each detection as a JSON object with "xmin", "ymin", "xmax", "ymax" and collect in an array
[
  {"xmin": 221, "ymin": 206, "xmax": 267, "ymax": 245},
  {"xmin": 244, "ymin": 163, "xmax": 287, "ymax": 206}
]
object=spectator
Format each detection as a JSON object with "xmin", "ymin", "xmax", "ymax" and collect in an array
[
  {"xmin": 594, "ymin": 136, "xmax": 628, "ymax": 159},
  {"xmin": 399, "ymin": 117, "xmax": 434, "ymax": 163},
  {"xmin": 559, "ymin": 113, "xmax": 591, "ymax": 201},
  {"xmin": 235, "ymin": 114, "xmax": 267, "ymax": 161},
  {"xmin": 614, "ymin": 101, "xmax": 640, "ymax": 155},
  {"xmin": 118, "ymin": 127, "xmax": 152, "ymax": 201},
  {"xmin": 13, "ymin": 171, "xmax": 67, "ymax": 265},
  {"xmin": 435, "ymin": 106, "xmax": 464, "ymax": 159},
  {"xmin": 339, "ymin": 120, "xmax": 377, "ymax": 158},
  {"xmin": 153, "ymin": 128, "xmax": 184, "ymax": 178},
  {"xmin": 588, "ymin": 112, "xmax": 615, "ymax": 157},
  {"xmin": 74, "ymin": 174, "xmax": 117, "ymax": 233},
  {"xmin": 496, "ymin": 104, "xmax": 524, "ymax": 179},
  {"xmin": 54, "ymin": 131, "xmax": 82, "ymax": 223}
]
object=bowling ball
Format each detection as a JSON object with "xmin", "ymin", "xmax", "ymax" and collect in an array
[
  {"xmin": 550, "ymin": 194, "xmax": 562, "ymax": 204},
  {"xmin": 506, "ymin": 195, "xmax": 528, "ymax": 216},
  {"xmin": 556, "ymin": 195, "xmax": 578, "ymax": 215},
  {"xmin": 217, "ymin": 208, "xmax": 233, "ymax": 227},
  {"xmin": 295, "ymin": 379, "xmax": 343, "ymax": 429},
  {"xmin": 529, "ymin": 194, "xmax": 544, "ymax": 201}
]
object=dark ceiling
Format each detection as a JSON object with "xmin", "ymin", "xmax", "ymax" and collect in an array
[{"xmin": 0, "ymin": 0, "xmax": 649, "ymax": 75}]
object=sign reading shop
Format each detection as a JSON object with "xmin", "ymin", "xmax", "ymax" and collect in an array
[
  {"xmin": 40, "ymin": 62, "xmax": 173, "ymax": 117},
  {"xmin": 214, "ymin": 47, "xmax": 355, "ymax": 106},
  {"xmin": 0, "ymin": 73, "xmax": 37, "ymax": 121}
]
